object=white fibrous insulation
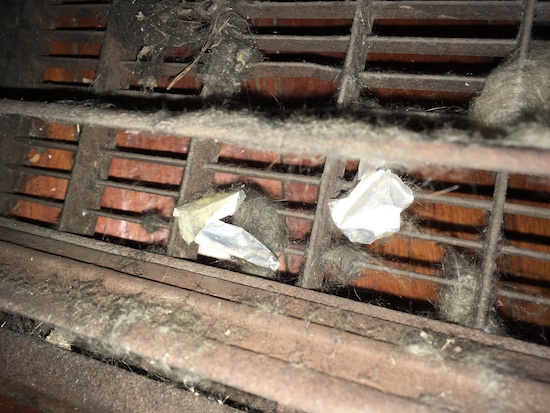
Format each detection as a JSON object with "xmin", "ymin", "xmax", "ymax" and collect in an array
[
  {"xmin": 172, "ymin": 190, "xmax": 245, "ymax": 243},
  {"xmin": 195, "ymin": 221, "xmax": 279, "ymax": 270},
  {"xmin": 470, "ymin": 44, "xmax": 550, "ymax": 129},
  {"xmin": 329, "ymin": 163, "xmax": 414, "ymax": 244}
]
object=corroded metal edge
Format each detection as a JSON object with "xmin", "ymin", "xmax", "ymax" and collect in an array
[{"xmin": 1, "ymin": 222, "xmax": 550, "ymax": 412}]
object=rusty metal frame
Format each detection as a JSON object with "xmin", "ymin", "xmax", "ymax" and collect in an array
[{"xmin": 1, "ymin": 219, "xmax": 550, "ymax": 413}]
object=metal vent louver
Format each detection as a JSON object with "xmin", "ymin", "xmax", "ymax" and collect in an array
[{"xmin": 1, "ymin": 1, "xmax": 550, "ymax": 412}]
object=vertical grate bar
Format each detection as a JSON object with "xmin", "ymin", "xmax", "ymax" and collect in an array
[
  {"xmin": 475, "ymin": 172, "xmax": 509, "ymax": 329},
  {"xmin": 58, "ymin": 0, "xmax": 139, "ymax": 235},
  {"xmin": 93, "ymin": 0, "xmax": 133, "ymax": 93},
  {"xmin": 298, "ymin": 159, "xmax": 345, "ymax": 289},
  {"xmin": 337, "ymin": 0, "xmax": 374, "ymax": 107},
  {"xmin": 518, "ymin": 0, "xmax": 537, "ymax": 60},
  {"xmin": 167, "ymin": 139, "xmax": 220, "ymax": 259},
  {"xmin": 300, "ymin": 0, "xmax": 371, "ymax": 289},
  {"xmin": 474, "ymin": 0, "xmax": 535, "ymax": 329},
  {"xmin": 58, "ymin": 126, "xmax": 117, "ymax": 235}
]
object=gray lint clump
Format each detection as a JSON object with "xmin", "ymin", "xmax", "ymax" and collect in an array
[
  {"xmin": 113, "ymin": 0, "xmax": 262, "ymax": 97},
  {"xmin": 231, "ymin": 190, "xmax": 287, "ymax": 278},
  {"xmin": 470, "ymin": 43, "xmax": 550, "ymax": 130},
  {"xmin": 321, "ymin": 243, "xmax": 372, "ymax": 286},
  {"xmin": 438, "ymin": 248, "xmax": 502, "ymax": 334}
]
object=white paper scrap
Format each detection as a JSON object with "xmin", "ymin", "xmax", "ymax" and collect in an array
[
  {"xmin": 195, "ymin": 220, "xmax": 279, "ymax": 270},
  {"xmin": 329, "ymin": 168, "xmax": 414, "ymax": 244},
  {"xmin": 173, "ymin": 190, "xmax": 246, "ymax": 243}
]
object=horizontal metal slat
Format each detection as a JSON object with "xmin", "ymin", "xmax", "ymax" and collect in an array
[
  {"xmin": 122, "ymin": 61, "xmax": 198, "ymax": 78},
  {"xmin": 373, "ymin": 1, "xmax": 550, "ymax": 22},
  {"xmin": 360, "ymin": 72, "xmax": 484, "ymax": 93},
  {"xmin": 133, "ymin": 61, "xmax": 341, "ymax": 84},
  {"xmin": 244, "ymin": 1, "xmax": 550, "ymax": 22},
  {"xmin": 34, "ymin": 55, "xmax": 99, "ymax": 70},
  {"xmin": 498, "ymin": 289, "xmax": 550, "ymax": 306},
  {"xmin": 2, "ymin": 100, "xmax": 549, "ymax": 177},
  {"xmin": 415, "ymin": 192, "xmax": 550, "ymax": 220},
  {"xmin": 0, "ymin": 192, "xmax": 63, "ymax": 209},
  {"xmin": 88, "ymin": 209, "xmax": 171, "ymax": 229},
  {"xmin": 250, "ymin": 61, "xmax": 340, "ymax": 82},
  {"xmin": 205, "ymin": 163, "xmax": 322, "ymax": 186},
  {"xmin": 368, "ymin": 36, "xmax": 515, "ymax": 57},
  {"xmin": 245, "ymin": 1, "xmax": 355, "ymax": 20},
  {"xmin": 500, "ymin": 245, "xmax": 550, "ymax": 262},
  {"xmin": 253, "ymin": 34, "xmax": 515, "ymax": 57},
  {"xmin": 95, "ymin": 179, "xmax": 179, "ymax": 198},
  {"xmin": 399, "ymin": 229, "xmax": 550, "ymax": 262},
  {"xmin": 41, "ymin": 29, "xmax": 105, "ymax": 43},
  {"xmin": 11, "ymin": 165, "xmax": 71, "ymax": 180},
  {"xmin": 15, "ymin": 136, "xmax": 77, "ymax": 152},
  {"xmin": 360, "ymin": 262, "xmax": 455, "ymax": 286},
  {"xmin": 252, "ymin": 35, "xmax": 350, "ymax": 53},
  {"xmin": 104, "ymin": 149, "xmax": 187, "ymax": 168},
  {"xmin": 24, "ymin": 82, "xmax": 92, "ymax": 92},
  {"xmin": 398, "ymin": 229, "xmax": 481, "ymax": 250}
]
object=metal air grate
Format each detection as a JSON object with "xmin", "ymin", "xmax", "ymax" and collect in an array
[{"xmin": 1, "ymin": 1, "xmax": 550, "ymax": 412}]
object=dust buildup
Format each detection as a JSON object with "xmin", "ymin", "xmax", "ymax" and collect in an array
[
  {"xmin": 438, "ymin": 248, "xmax": 502, "ymax": 333},
  {"xmin": 470, "ymin": 43, "xmax": 550, "ymax": 130},
  {"xmin": 141, "ymin": 212, "xmax": 168, "ymax": 233},
  {"xmin": 321, "ymin": 244, "xmax": 371, "ymax": 285},
  {"xmin": 113, "ymin": 0, "xmax": 262, "ymax": 96},
  {"xmin": 231, "ymin": 190, "xmax": 286, "ymax": 278}
]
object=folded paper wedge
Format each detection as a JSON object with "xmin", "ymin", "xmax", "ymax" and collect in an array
[{"xmin": 173, "ymin": 190, "xmax": 279, "ymax": 270}]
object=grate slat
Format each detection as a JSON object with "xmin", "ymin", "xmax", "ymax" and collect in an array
[
  {"xmin": 252, "ymin": 35, "xmax": 516, "ymax": 57},
  {"xmin": 15, "ymin": 136, "xmax": 78, "ymax": 152},
  {"xmin": 0, "ymin": 192, "xmax": 64, "ymax": 209},
  {"xmin": 104, "ymin": 149, "xmax": 187, "ymax": 168},
  {"xmin": 95, "ymin": 179, "xmax": 179, "ymax": 199},
  {"xmin": 476, "ymin": 172, "xmax": 509, "ymax": 329},
  {"xmin": 167, "ymin": 139, "xmax": 220, "ymax": 259},
  {"xmin": 11, "ymin": 165, "xmax": 71, "ymax": 181},
  {"xmin": 34, "ymin": 55, "xmax": 99, "ymax": 70},
  {"xmin": 299, "ymin": 159, "xmax": 345, "ymax": 289},
  {"xmin": 244, "ymin": 1, "xmax": 550, "ymax": 22},
  {"xmin": 58, "ymin": 126, "xmax": 118, "ymax": 235},
  {"xmin": 359, "ymin": 72, "xmax": 485, "ymax": 93},
  {"xmin": 498, "ymin": 289, "xmax": 550, "ymax": 307},
  {"xmin": 205, "ymin": 163, "xmax": 321, "ymax": 186},
  {"xmin": 41, "ymin": 29, "xmax": 105, "ymax": 43},
  {"xmin": 87, "ymin": 209, "xmax": 171, "ymax": 230}
]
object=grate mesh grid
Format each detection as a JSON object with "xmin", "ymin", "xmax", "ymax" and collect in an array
[{"xmin": 0, "ymin": 0, "xmax": 549, "ymax": 345}]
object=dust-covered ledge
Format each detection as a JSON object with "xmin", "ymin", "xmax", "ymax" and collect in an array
[
  {"xmin": 1, "ymin": 98, "xmax": 550, "ymax": 176},
  {"xmin": 1, "ymin": 222, "xmax": 550, "ymax": 412}
]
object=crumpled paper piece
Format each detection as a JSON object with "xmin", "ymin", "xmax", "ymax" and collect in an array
[
  {"xmin": 196, "ymin": 220, "xmax": 279, "ymax": 270},
  {"xmin": 172, "ymin": 190, "xmax": 245, "ymax": 243},
  {"xmin": 329, "ymin": 163, "xmax": 414, "ymax": 244},
  {"xmin": 172, "ymin": 189, "xmax": 279, "ymax": 270}
]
